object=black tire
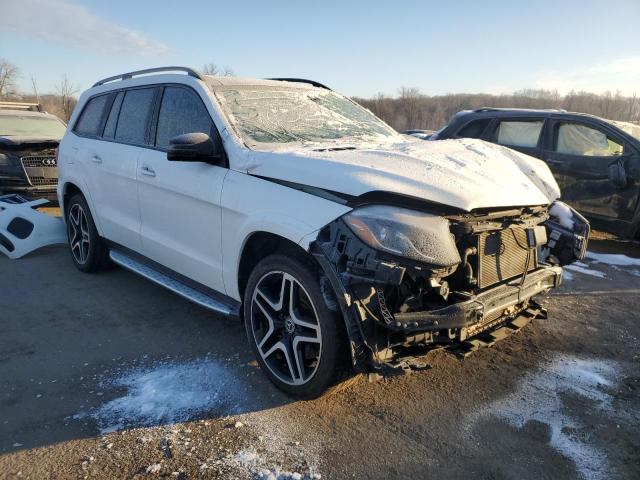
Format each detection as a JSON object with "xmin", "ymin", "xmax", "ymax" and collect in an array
[
  {"xmin": 65, "ymin": 194, "xmax": 110, "ymax": 273},
  {"xmin": 243, "ymin": 252, "xmax": 348, "ymax": 398}
]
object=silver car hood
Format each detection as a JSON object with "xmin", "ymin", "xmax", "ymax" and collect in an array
[{"xmin": 242, "ymin": 138, "xmax": 560, "ymax": 212}]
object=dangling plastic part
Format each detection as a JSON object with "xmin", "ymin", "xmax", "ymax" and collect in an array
[{"xmin": 0, "ymin": 194, "xmax": 66, "ymax": 259}]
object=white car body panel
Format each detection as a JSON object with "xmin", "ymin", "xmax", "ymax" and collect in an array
[
  {"xmin": 220, "ymin": 170, "xmax": 350, "ymax": 300},
  {"xmin": 240, "ymin": 138, "xmax": 560, "ymax": 212},
  {"xmin": 0, "ymin": 197, "xmax": 66, "ymax": 259},
  {"xmin": 57, "ymin": 72, "xmax": 561, "ymax": 307},
  {"xmin": 137, "ymin": 148, "xmax": 228, "ymax": 293},
  {"xmin": 81, "ymin": 137, "xmax": 142, "ymax": 250}
]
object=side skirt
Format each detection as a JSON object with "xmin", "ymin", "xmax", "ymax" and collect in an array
[{"xmin": 108, "ymin": 248, "xmax": 241, "ymax": 317}]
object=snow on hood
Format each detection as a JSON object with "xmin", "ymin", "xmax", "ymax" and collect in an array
[{"xmin": 242, "ymin": 138, "xmax": 560, "ymax": 212}]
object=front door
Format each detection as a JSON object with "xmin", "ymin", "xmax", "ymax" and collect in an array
[
  {"xmin": 541, "ymin": 119, "xmax": 640, "ymax": 223},
  {"xmin": 137, "ymin": 85, "xmax": 227, "ymax": 293}
]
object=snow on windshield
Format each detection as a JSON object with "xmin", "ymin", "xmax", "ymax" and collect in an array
[{"xmin": 217, "ymin": 88, "xmax": 398, "ymax": 145}]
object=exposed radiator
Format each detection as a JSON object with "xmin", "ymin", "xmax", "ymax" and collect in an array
[{"xmin": 477, "ymin": 228, "xmax": 536, "ymax": 289}]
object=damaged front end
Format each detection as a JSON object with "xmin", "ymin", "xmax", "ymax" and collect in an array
[{"xmin": 310, "ymin": 200, "xmax": 589, "ymax": 377}]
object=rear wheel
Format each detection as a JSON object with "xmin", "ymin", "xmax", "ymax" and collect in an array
[
  {"xmin": 243, "ymin": 253, "xmax": 348, "ymax": 398},
  {"xmin": 65, "ymin": 194, "xmax": 110, "ymax": 272}
]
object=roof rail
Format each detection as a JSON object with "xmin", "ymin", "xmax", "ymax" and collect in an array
[
  {"xmin": 92, "ymin": 66, "xmax": 205, "ymax": 87},
  {"xmin": 473, "ymin": 107, "xmax": 567, "ymax": 113},
  {"xmin": 0, "ymin": 101, "xmax": 42, "ymax": 112},
  {"xmin": 267, "ymin": 78, "xmax": 332, "ymax": 90}
]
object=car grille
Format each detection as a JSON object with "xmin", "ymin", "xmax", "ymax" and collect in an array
[
  {"xmin": 476, "ymin": 228, "xmax": 536, "ymax": 289},
  {"xmin": 20, "ymin": 155, "xmax": 57, "ymax": 187}
]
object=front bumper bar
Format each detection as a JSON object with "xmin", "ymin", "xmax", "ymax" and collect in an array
[{"xmin": 392, "ymin": 265, "xmax": 562, "ymax": 334}]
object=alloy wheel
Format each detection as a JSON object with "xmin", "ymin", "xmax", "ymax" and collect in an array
[
  {"xmin": 68, "ymin": 203, "xmax": 90, "ymax": 265},
  {"xmin": 250, "ymin": 271, "xmax": 322, "ymax": 386}
]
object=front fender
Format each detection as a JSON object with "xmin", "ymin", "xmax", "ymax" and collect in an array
[{"xmin": 220, "ymin": 170, "xmax": 350, "ymax": 300}]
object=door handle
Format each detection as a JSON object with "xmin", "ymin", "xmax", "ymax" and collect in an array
[
  {"xmin": 140, "ymin": 165, "xmax": 156, "ymax": 177},
  {"xmin": 91, "ymin": 154, "xmax": 102, "ymax": 164}
]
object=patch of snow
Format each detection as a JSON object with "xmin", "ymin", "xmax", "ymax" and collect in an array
[
  {"xmin": 146, "ymin": 463, "xmax": 162, "ymax": 474},
  {"xmin": 549, "ymin": 202, "xmax": 575, "ymax": 230},
  {"xmin": 471, "ymin": 355, "xmax": 620, "ymax": 480},
  {"xmin": 585, "ymin": 251, "xmax": 640, "ymax": 268},
  {"xmin": 230, "ymin": 450, "xmax": 320, "ymax": 480},
  {"xmin": 564, "ymin": 264, "xmax": 606, "ymax": 278},
  {"xmin": 81, "ymin": 358, "xmax": 245, "ymax": 433}
]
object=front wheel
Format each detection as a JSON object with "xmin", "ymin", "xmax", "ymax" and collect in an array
[{"xmin": 243, "ymin": 253, "xmax": 348, "ymax": 398}]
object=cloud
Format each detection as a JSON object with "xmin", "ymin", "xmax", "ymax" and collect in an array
[
  {"xmin": 536, "ymin": 56, "xmax": 640, "ymax": 95},
  {"xmin": 0, "ymin": 0, "xmax": 169, "ymax": 56}
]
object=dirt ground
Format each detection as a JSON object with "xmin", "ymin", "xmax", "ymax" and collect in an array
[{"xmin": 0, "ymin": 233, "xmax": 639, "ymax": 479}]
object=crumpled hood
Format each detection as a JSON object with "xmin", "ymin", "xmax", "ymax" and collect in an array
[{"xmin": 243, "ymin": 138, "xmax": 560, "ymax": 212}]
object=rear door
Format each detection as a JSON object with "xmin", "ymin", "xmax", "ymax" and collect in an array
[
  {"xmin": 136, "ymin": 85, "xmax": 227, "ymax": 292},
  {"xmin": 541, "ymin": 118, "xmax": 639, "ymax": 222},
  {"xmin": 89, "ymin": 87, "xmax": 158, "ymax": 250},
  {"xmin": 486, "ymin": 117, "xmax": 546, "ymax": 159}
]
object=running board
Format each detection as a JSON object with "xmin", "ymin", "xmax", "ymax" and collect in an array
[{"xmin": 109, "ymin": 249, "xmax": 240, "ymax": 317}]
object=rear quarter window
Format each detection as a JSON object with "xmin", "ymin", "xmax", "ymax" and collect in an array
[
  {"xmin": 74, "ymin": 94, "xmax": 110, "ymax": 137},
  {"xmin": 457, "ymin": 118, "xmax": 491, "ymax": 138}
]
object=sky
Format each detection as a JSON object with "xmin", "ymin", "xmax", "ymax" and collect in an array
[{"xmin": 1, "ymin": 0, "xmax": 639, "ymax": 98}]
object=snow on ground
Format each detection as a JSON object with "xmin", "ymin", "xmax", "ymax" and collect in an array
[
  {"xmin": 564, "ymin": 261, "xmax": 607, "ymax": 279},
  {"xmin": 562, "ymin": 250, "xmax": 640, "ymax": 281},
  {"xmin": 585, "ymin": 251, "xmax": 640, "ymax": 268},
  {"xmin": 76, "ymin": 358, "xmax": 246, "ymax": 433},
  {"xmin": 469, "ymin": 354, "xmax": 622, "ymax": 480},
  {"xmin": 74, "ymin": 357, "xmax": 322, "ymax": 478}
]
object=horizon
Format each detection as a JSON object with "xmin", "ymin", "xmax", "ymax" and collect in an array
[{"xmin": 1, "ymin": 0, "xmax": 639, "ymax": 98}]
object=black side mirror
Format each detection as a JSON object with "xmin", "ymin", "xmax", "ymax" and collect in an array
[
  {"xmin": 167, "ymin": 132, "xmax": 222, "ymax": 164},
  {"xmin": 608, "ymin": 161, "xmax": 628, "ymax": 188}
]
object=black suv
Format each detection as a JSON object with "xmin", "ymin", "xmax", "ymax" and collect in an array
[
  {"xmin": 0, "ymin": 102, "xmax": 67, "ymax": 202},
  {"xmin": 434, "ymin": 108, "xmax": 640, "ymax": 238}
]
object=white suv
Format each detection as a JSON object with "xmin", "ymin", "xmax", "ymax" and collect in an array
[{"xmin": 57, "ymin": 67, "xmax": 589, "ymax": 397}]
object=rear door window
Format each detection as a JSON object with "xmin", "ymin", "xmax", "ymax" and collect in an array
[
  {"xmin": 74, "ymin": 94, "xmax": 109, "ymax": 137},
  {"xmin": 494, "ymin": 120, "xmax": 544, "ymax": 148},
  {"xmin": 555, "ymin": 123, "xmax": 624, "ymax": 157},
  {"xmin": 102, "ymin": 91, "xmax": 124, "ymax": 139},
  {"xmin": 115, "ymin": 88, "xmax": 156, "ymax": 145},
  {"xmin": 154, "ymin": 86, "xmax": 214, "ymax": 149}
]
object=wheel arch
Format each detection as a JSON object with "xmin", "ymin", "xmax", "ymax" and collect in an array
[
  {"xmin": 60, "ymin": 181, "xmax": 103, "ymax": 235},
  {"xmin": 236, "ymin": 231, "xmax": 312, "ymax": 301}
]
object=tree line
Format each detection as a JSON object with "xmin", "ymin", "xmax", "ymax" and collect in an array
[
  {"xmin": 354, "ymin": 88, "xmax": 640, "ymax": 132},
  {"xmin": 2, "ymin": 58, "xmax": 639, "ymax": 129}
]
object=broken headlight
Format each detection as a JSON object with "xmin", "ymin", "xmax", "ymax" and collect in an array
[{"xmin": 343, "ymin": 205, "xmax": 461, "ymax": 267}]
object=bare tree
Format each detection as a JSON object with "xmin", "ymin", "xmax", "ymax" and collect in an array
[
  {"xmin": 30, "ymin": 75, "xmax": 40, "ymax": 104},
  {"xmin": 55, "ymin": 75, "xmax": 78, "ymax": 122},
  {"xmin": 202, "ymin": 62, "xmax": 234, "ymax": 76},
  {"xmin": 0, "ymin": 59, "xmax": 20, "ymax": 98},
  {"xmin": 202, "ymin": 62, "xmax": 220, "ymax": 75}
]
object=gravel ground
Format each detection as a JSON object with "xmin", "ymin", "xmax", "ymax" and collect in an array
[{"xmin": 0, "ymin": 236, "xmax": 639, "ymax": 479}]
